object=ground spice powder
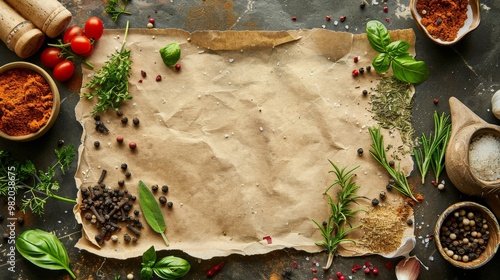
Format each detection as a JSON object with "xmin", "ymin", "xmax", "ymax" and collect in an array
[
  {"xmin": 0, "ymin": 68, "xmax": 53, "ymax": 136},
  {"xmin": 416, "ymin": 0, "xmax": 468, "ymax": 41}
]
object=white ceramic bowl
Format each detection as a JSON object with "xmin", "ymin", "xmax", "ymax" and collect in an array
[{"xmin": 410, "ymin": 0, "xmax": 480, "ymax": 46}]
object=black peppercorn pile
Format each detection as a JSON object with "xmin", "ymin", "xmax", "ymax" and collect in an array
[
  {"xmin": 80, "ymin": 173, "xmax": 142, "ymax": 244},
  {"xmin": 439, "ymin": 209, "xmax": 490, "ymax": 263}
]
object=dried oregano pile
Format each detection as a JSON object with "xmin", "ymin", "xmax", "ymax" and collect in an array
[{"xmin": 369, "ymin": 76, "xmax": 415, "ymax": 151}]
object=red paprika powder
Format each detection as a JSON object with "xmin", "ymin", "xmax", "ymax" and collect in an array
[
  {"xmin": 416, "ymin": 0, "xmax": 468, "ymax": 41},
  {"xmin": 0, "ymin": 68, "xmax": 53, "ymax": 136}
]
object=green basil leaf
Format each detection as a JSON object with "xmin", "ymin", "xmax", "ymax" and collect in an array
[
  {"xmin": 142, "ymin": 245, "xmax": 157, "ymax": 268},
  {"xmin": 153, "ymin": 256, "xmax": 191, "ymax": 280},
  {"xmin": 16, "ymin": 229, "xmax": 76, "ymax": 279},
  {"xmin": 392, "ymin": 54, "xmax": 430, "ymax": 84},
  {"xmin": 159, "ymin": 42, "xmax": 181, "ymax": 66},
  {"xmin": 385, "ymin": 40, "xmax": 410, "ymax": 58},
  {"xmin": 139, "ymin": 180, "xmax": 169, "ymax": 246},
  {"xmin": 366, "ymin": 20, "xmax": 391, "ymax": 53},
  {"xmin": 141, "ymin": 267, "xmax": 154, "ymax": 280},
  {"xmin": 372, "ymin": 53, "xmax": 391, "ymax": 73}
]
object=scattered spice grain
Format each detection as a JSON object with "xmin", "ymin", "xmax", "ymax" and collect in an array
[{"xmin": 0, "ymin": 69, "xmax": 53, "ymax": 136}]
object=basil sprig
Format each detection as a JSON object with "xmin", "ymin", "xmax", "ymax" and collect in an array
[
  {"xmin": 366, "ymin": 20, "xmax": 429, "ymax": 84},
  {"xmin": 16, "ymin": 229, "xmax": 76, "ymax": 279},
  {"xmin": 141, "ymin": 246, "xmax": 191, "ymax": 280},
  {"xmin": 138, "ymin": 180, "xmax": 169, "ymax": 246}
]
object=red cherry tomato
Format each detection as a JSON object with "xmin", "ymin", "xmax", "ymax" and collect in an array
[
  {"xmin": 70, "ymin": 35, "xmax": 92, "ymax": 55},
  {"xmin": 53, "ymin": 60, "xmax": 75, "ymax": 82},
  {"xmin": 40, "ymin": 47, "xmax": 64, "ymax": 68},
  {"xmin": 81, "ymin": 43, "xmax": 94, "ymax": 57},
  {"xmin": 84, "ymin": 17, "xmax": 104, "ymax": 40},
  {"xmin": 63, "ymin": 26, "xmax": 84, "ymax": 44}
]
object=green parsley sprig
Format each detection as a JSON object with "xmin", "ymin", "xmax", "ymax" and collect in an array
[
  {"xmin": 0, "ymin": 145, "xmax": 77, "ymax": 216},
  {"xmin": 312, "ymin": 162, "xmax": 364, "ymax": 270},
  {"xmin": 414, "ymin": 112, "xmax": 451, "ymax": 184},
  {"xmin": 368, "ymin": 126, "xmax": 418, "ymax": 202},
  {"xmin": 105, "ymin": 0, "xmax": 132, "ymax": 22},
  {"xmin": 83, "ymin": 21, "xmax": 132, "ymax": 115}
]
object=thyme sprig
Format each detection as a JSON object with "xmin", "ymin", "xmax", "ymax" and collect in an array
[
  {"xmin": 83, "ymin": 21, "xmax": 132, "ymax": 115},
  {"xmin": 0, "ymin": 145, "xmax": 77, "ymax": 215},
  {"xmin": 105, "ymin": 0, "xmax": 132, "ymax": 22},
  {"xmin": 414, "ymin": 112, "xmax": 451, "ymax": 184},
  {"xmin": 312, "ymin": 162, "xmax": 364, "ymax": 270},
  {"xmin": 368, "ymin": 126, "xmax": 418, "ymax": 202}
]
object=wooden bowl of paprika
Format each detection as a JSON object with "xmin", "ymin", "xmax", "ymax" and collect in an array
[
  {"xmin": 410, "ymin": 0, "xmax": 480, "ymax": 46},
  {"xmin": 0, "ymin": 61, "xmax": 60, "ymax": 141},
  {"xmin": 434, "ymin": 202, "xmax": 500, "ymax": 269}
]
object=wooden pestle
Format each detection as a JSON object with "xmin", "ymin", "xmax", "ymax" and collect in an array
[
  {"xmin": 0, "ymin": 0, "xmax": 44, "ymax": 58},
  {"xmin": 4, "ymin": 0, "xmax": 72, "ymax": 38}
]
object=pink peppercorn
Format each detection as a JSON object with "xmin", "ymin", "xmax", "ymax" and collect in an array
[
  {"xmin": 175, "ymin": 63, "xmax": 181, "ymax": 70},
  {"xmin": 326, "ymin": 15, "xmax": 331, "ymax": 21},
  {"xmin": 129, "ymin": 142, "xmax": 137, "ymax": 149},
  {"xmin": 156, "ymin": 75, "xmax": 161, "ymax": 82},
  {"xmin": 340, "ymin": 15, "xmax": 346, "ymax": 22},
  {"xmin": 291, "ymin": 16, "xmax": 297, "ymax": 21},
  {"xmin": 383, "ymin": 6, "xmax": 388, "ymax": 12},
  {"xmin": 311, "ymin": 268, "xmax": 317, "ymax": 273},
  {"xmin": 354, "ymin": 56, "xmax": 359, "ymax": 63},
  {"xmin": 339, "ymin": 276, "xmax": 345, "ymax": 280},
  {"xmin": 385, "ymin": 17, "xmax": 390, "ymax": 22},
  {"xmin": 116, "ymin": 136, "xmax": 124, "ymax": 143},
  {"xmin": 433, "ymin": 98, "xmax": 439, "ymax": 104},
  {"xmin": 352, "ymin": 69, "xmax": 359, "ymax": 77},
  {"xmin": 149, "ymin": 18, "xmax": 155, "ymax": 24},
  {"xmin": 373, "ymin": 267, "xmax": 379, "ymax": 275}
]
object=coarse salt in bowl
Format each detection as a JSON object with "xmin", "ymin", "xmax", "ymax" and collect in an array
[{"xmin": 0, "ymin": 62, "xmax": 60, "ymax": 142}]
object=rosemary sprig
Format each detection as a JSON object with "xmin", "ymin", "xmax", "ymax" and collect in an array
[
  {"xmin": 368, "ymin": 126, "xmax": 418, "ymax": 202},
  {"xmin": 105, "ymin": 0, "xmax": 132, "ymax": 22},
  {"xmin": 414, "ymin": 112, "xmax": 451, "ymax": 184},
  {"xmin": 0, "ymin": 145, "xmax": 77, "ymax": 215},
  {"xmin": 312, "ymin": 161, "xmax": 364, "ymax": 270},
  {"xmin": 83, "ymin": 21, "xmax": 132, "ymax": 115}
]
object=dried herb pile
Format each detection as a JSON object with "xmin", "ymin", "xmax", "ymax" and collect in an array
[{"xmin": 369, "ymin": 76, "xmax": 415, "ymax": 150}]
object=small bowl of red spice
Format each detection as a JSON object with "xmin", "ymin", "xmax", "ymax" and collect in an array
[
  {"xmin": 410, "ymin": 0, "xmax": 480, "ymax": 45},
  {"xmin": 0, "ymin": 62, "xmax": 60, "ymax": 141}
]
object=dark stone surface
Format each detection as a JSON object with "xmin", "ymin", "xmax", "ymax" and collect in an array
[{"xmin": 1, "ymin": 0, "xmax": 499, "ymax": 279}]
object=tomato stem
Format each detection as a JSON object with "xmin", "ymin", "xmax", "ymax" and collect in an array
[{"xmin": 48, "ymin": 40, "xmax": 94, "ymax": 70}]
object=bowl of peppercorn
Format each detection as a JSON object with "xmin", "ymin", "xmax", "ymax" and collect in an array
[
  {"xmin": 435, "ymin": 201, "xmax": 500, "ymax": 269},
  {"xmin": 0, "ymin": 61, "xmax": 60, "ymax": 142},
  {"xmin": 410, "ymin": 0, "xmax": 480, "ymax": 45}
]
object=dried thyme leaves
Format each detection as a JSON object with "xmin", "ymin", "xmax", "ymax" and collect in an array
[{"xmin": 369, "ymin": 76, "xmax": 415, "ymax": 150}]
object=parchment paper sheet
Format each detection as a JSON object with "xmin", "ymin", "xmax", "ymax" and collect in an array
[{"xmin": 74, "ymin": 28, "xmax": 416, "ymax": 259}]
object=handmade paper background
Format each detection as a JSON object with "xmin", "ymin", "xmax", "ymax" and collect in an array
[{"xmin": 74, "ymin": 28, "xmax": 416, "ymax": 259}]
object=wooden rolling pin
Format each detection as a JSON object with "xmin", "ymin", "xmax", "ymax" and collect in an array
[
  {"xmin": 4, "ymin": 0, "xmax": 72, "ymax": 38},
  {"xmin": 0, "ymin": 0, "xmax": 44, "ymax": 58}
]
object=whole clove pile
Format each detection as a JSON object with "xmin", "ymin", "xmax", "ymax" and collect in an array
[{"xmin": 80, "ymin": 169, "xmax": 142, "ymax": 244}]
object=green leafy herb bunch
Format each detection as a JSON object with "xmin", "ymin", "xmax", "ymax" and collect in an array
[{"xmin": 366, "ymin": 20, "xmax": 429, "ymax": 84}]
